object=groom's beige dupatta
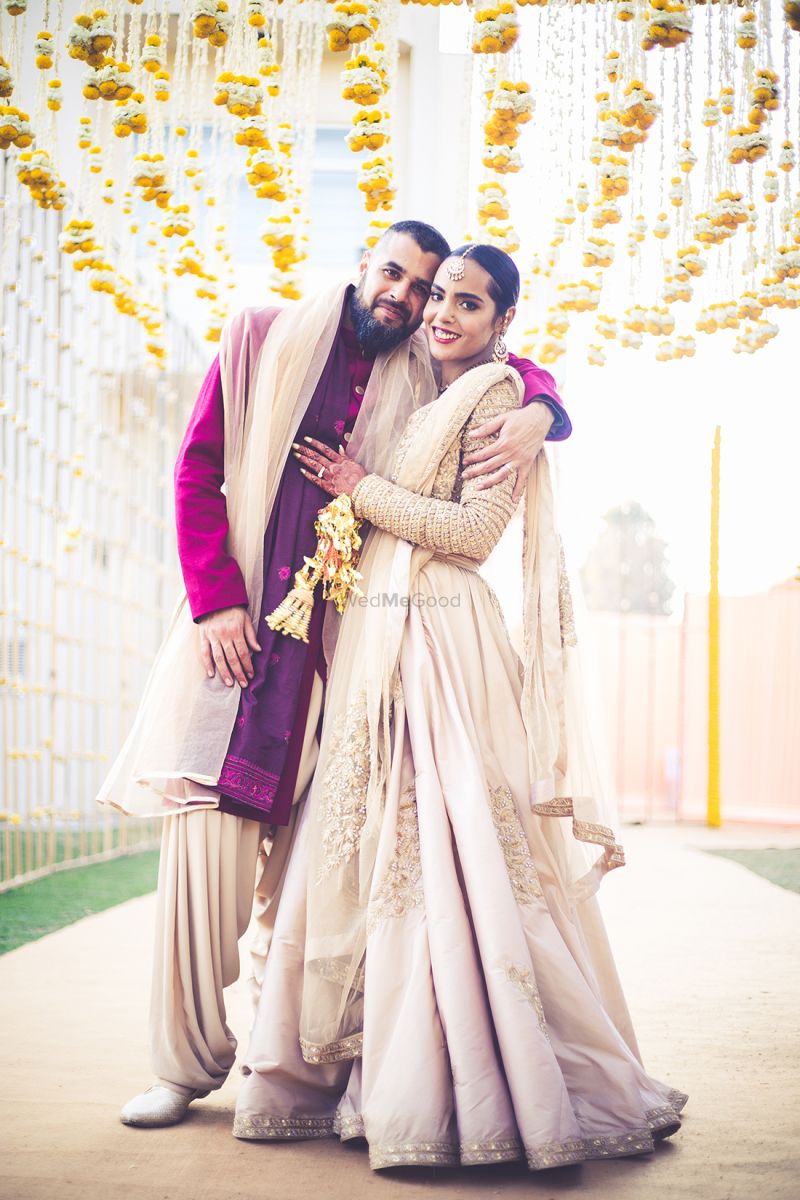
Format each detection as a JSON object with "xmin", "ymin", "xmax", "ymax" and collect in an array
[
  {"xmin": 299, "ymin": 362, "xmax": 625, "ymax": 1064},
  {"xmin": 97, "ymin": 280, "xmax": 435, "ymax": 816}
]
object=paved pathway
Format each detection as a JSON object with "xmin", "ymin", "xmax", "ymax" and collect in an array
[{"xmin": 2, "ymin": 822, "xmax": 798, "ymax": 1200}]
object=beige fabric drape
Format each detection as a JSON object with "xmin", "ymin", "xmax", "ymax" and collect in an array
[
  {"xmin": 96, "ymin": 281, "xmax": 436, "ymax": 819},
  {"xmin": 298, "ymin": 362, "xmax": 625, "ymax": 1064},
  {"xmin": 151, "ymin": 808, "xmax": 266, "ymax": 1096},
  {"xmin": 150, "ymin": 673, "xmax": 323, "ymax": 1094}
]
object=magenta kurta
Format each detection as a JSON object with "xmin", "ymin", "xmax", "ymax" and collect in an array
[{"xmin": 173, "ymin": 305, "xmax": 571, "ymax": 821}]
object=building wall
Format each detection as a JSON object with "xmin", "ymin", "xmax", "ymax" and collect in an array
[{"xmin": 586, "ymin": 589, "xmax": 800, "ymax": 825}]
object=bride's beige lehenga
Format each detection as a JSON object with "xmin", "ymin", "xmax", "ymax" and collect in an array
[{"xmin": 233, "ymin": 369, "xmax": 688, "ymax": 1170}]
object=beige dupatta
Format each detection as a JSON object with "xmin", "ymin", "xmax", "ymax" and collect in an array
[
  {"xmin": 298, "ymin": 362, "xmax": 625, "ymax": 1063},
  {"xmin": 97, "ymin": 279, "xmax": 436, "ymax": 817}
]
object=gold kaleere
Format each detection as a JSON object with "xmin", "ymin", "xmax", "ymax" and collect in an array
[{"xmin": 266, "ymin": 494, "xmax": 364, "ymax": 642}]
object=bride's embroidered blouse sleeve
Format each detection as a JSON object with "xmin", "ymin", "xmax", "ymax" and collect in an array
[{"xmin": 350, "ymin": 380, "xmax": 520, "ymax": 561}]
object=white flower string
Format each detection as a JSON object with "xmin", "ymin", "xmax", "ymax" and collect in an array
[
  {"xmin": 452, "ymin": 16, "xmax": 474, "ymax": 243},
  {"xmin": 681, "ymin": 22, "xmax": 693, "ymax": 248}
]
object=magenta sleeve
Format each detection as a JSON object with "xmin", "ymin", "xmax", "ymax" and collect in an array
[
  {"xmin": 174, "ymin": 355, "xmax": 249, "ymax": 622},
  {"xmin": 507, "ymin": 352, "xmax": 573, "ymax": 442}
]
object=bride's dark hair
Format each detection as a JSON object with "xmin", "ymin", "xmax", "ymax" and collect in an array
[{"xmin": 449, "ymin": 244, "xmax": 520, "ymax": 315}]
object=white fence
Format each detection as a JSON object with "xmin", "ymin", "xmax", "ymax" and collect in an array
[{"xmin": 1, "ymin": 186, "xmax": 204, "ymax": 888}]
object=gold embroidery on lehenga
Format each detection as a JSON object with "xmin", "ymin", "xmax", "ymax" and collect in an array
[
  {"xmin": 645, "ymin": 1103, "xmax": 683, "ymax": 1132},
  {"xmin": 505, "ymin": 963, "xmax": 550, "ymax": 1040},
  {"xmin": 371, "ymin": 1141, "xmax": 460, "ymax": 1169},
  {"xmin": 367, "ymin": 786, "xmax": 423, "ymax": 934},
  {"xmin": 317, "ymin": 692, "xmax": 370, "ymax": 879},
  {"xmin": 489, "ymin": 785, "xmax": 543, "ymax": 904},
  {"xmin": 232, "ymin": 1114, "xmax": 334, "ymax": 1139},
  {"xmin": 370, "ymin": 1126, "xmax": 669, "ymax": 1170},
  {"xmin": 526, "ymin": 1129, "xmax": 654, "ymax": 1168},
  {"xmin": 459, "ymin": 1138, "xmax": 523, "ymax": 1165},
  {"xmin": 300, "ymin": 1031, "xmax": 363, "ymax": 1064},
  {"xmin": 333, "ymin": 1111, "xmax": 366, "ymax": 1140},
  {"xmin": 558, "ymin": 540, "xmax": 578, "ymax": 647},
  {"xmin": 236, "ymin": 1102, "xmax": 686, "ymax": 1163}
]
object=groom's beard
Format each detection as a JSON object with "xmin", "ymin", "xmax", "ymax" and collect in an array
[{"xmin": 349, "ymin": 285, "xmax": 414, "ymax": 357}]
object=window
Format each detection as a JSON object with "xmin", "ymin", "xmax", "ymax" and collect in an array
[{"xmin": 308, "ymin": 127, "xmax": 365, "ymax": 268}]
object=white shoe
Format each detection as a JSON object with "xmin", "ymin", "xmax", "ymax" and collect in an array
[{"xmin": 120, "ymin": 1084, "xmax": 209, "ymax": 1128}]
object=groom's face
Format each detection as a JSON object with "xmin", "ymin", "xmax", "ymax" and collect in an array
[{"xmin": 351, "ymin": 233, "xmax": 443, "ymax": 355}]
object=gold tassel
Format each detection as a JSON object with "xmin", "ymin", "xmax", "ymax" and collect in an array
[
  {"xmin": 265, "ymin": 494, "xmax": 364, "ymax": 644},
  {"xmin": 265, "ymin": 570, "xmax": 316, "ymax": 642}
]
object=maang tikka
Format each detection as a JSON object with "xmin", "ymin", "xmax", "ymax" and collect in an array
[{"xmin": 445, "ymin": 244, "xmax": 474, "ymax": 281}]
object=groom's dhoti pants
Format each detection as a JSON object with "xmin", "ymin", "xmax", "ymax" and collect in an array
[{"xmin": 150, "ymin": 672, "xmax": 324, "ymax": 1097}]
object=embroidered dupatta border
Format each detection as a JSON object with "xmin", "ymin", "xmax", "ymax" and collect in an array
[
  {"xmin": 532, "ymin": 797, "xmax": 627, "ymax": 870},
  {"xmin": 300, "ymin": 1032, "xmax": 363, "ymax": 1065}
]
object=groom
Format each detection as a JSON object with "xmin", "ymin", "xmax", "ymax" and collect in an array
[{"xmin": 120, "ymin": 219, "xmax": 571, "ymax": 1127}]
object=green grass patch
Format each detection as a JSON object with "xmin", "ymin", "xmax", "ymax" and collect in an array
[
  {"xmin": 701, "ymin": 847, "xmax": 800, "ymax": 895},
  {"xmin": 0, "ymin": 850, "xmax": 160, "ymax": 955},
  {"xmin": 0, "ymin": 824, "xmax": 157, "ymax": 880}
]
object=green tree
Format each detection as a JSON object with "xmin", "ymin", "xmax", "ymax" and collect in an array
[{"xmin": 581, "ymin": 501, "xmax": 675, "ymax": 615}]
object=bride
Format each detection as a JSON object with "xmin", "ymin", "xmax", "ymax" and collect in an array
[{"xmin": 233, "ymin": 243, "xmax": 688, "ymax": 1170}]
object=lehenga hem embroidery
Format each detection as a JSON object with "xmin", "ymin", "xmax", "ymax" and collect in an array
[
  {"xmin": 232, "ymin": 1114, "xmax": 334, "ymax": 1140},
  {"xmin": 459, "ymin": 1138, "xmax": 523, "ymax": 1165},
  {"xmin": 333, "ymin": 1112, "xmax": 366, "ymax": 1140},
  {"xmin": 370, "ymin": 1142, "xmax": 460, "ymax": 1169},
  {"xmin": 231, "ymin": 1091, "xmax": 689, "ymax": 1169}
]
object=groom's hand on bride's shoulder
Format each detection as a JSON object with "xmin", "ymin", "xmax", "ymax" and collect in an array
[{"xmin": 462, "ymin": 402, "xmax": 554, "ymax": 502}]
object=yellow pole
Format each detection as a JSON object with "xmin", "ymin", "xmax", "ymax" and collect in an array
[{"xmin": 707, "ymin": 426, "xmax": 722, "ymax": 828}]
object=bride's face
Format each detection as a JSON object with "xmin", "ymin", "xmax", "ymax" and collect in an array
[{"xmin": 423, "ymin": 257, "xmax": 510, "ymax": 367}]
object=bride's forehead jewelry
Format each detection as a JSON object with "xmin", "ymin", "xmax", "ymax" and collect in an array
[{"xmin": 445, "ymin": 246, "xmax": 474, "ymax": 282}]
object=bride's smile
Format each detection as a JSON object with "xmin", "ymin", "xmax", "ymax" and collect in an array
[{"xmin": 430, "ymin": 326, "xmax": 461, "ymax": 344}]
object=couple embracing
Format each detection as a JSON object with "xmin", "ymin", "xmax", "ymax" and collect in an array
[{"xmin": 99, "ymin": 220, "xmax": 687, "ymax": 1171}]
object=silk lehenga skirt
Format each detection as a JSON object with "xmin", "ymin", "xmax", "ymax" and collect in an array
[{"xmin": 233, "ymin": 559, "xmax": 688, "ymax": 1170}]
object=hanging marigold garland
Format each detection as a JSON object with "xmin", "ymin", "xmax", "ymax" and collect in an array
[{"xmin": 1, "ymin": 0, "xmax": 799, "ymax": 365}]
